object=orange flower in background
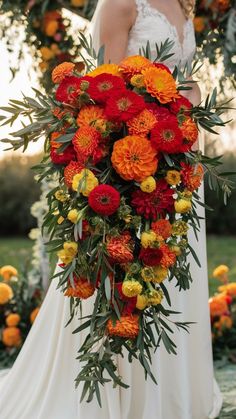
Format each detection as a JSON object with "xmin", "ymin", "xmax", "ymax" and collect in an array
[
  {"xmin": 151, "ymin": 219, "xmax": 172, "ymax": 240},
  {"xmin": 0, "ymin": 265, "xmax": 18, "ymax": 281},
  {"xmin": 142, "ymin": 67, "xmax": 180, "ymax": 104},
  {"xmin": 194, "ymin": 17, "xmax": 206, "ymax": 32},
  {"xmin": 218, "ymin": 283, "xmax": 236, "ymax": 297},
  {"xmin": 89, "ymin": 64, "xmax": 122, "ymax": 78},
  {"xmin": 127, "ymin": 109, "xmax": 157, "ymax": 136},
  {"xmin": 64, "ymin": 161, "xmax": 84, "ymax": 188},
  {"xmin": 52, "ymin": 62, "xmax": 75, "ymax": 84},
  {"xmin": 219, "ymin": 315, "xmax": 233, "ymax": 329},
  {"xmin": 111, "ymin": 135, "xmax": 158, "ymax": 182},
  {"xmin": 71, "ymin": 0, "xmax": 85, "ymax": 6},
  {"xmin": 65, "ymin": 277, "xmax": 95, "ymax": 299},
  {"xmin": 107, "ymin": 315, "xmax": 139, "ymax": 339},
  {"xmin": 209, "ymin": 295, "xmax": 229, "ymax": 317},
  {"xmin": 30, "ymin": 307, "xmax": 40, "ymax": 324},
  {"xmin": 180, "ymin": 163, "xmax": 204, "ymax": 192},
  {"xmin": 210, "ymin": 0, "xmax": 230, "ymax": 12},
  {"xmin": 72, "ymin": 126, "xmax": 100, "ymax": 162},
  {"xmin": 119, "ymin": 55, "xmax": 152, "ymax": 80},
  {"xmin": 213, "ymin": 265, "xmax": 229, "ymax": 279},
  {"xmin": 0, "ymin": 283, "xmax": 13, "ymax": 304},
  {"xmin": 6, "ymin": 313, "xmax": 21, "ymax": 327},
  {"xmin": 76, "ymin": 105, "xmax": 107, "ymax": 131},
  {"xmin": 106, "ymin": 233, "xmax": 134, "ymax": 264},
  {"xmin": 160, "ymin": 244, "xmax": 177, "ymax": 268},
  {"xmin": 2, "ymin": 327, "xmax": 22, "ymax": 347},
  {"xmin": 180, "ymin": 117, "xmax": 198, "ymax": 146}
]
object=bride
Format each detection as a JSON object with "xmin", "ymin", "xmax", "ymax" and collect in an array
[{"xmin": 0, "ymin": 1, "xmax": 223, "ymax": 418}]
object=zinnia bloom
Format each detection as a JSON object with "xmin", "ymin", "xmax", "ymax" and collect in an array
[
  {"xmin": 111, "ymin": 135, "xmax": 158, "ymax": 182},
  {"xmin": 50, "ymin": 144, "xmax": 76, "ymax": 165},
  {"xmin": 88, "ymin": 73, "xmax": 126, "ymax": 103},
  {"xmin": 72, "ymin": 126, "xmax": 100, "ymax": 162},
  {"xmin": 119, "ymin": 55, "xmax": 152, "ymax": 80},
  {"xmin": 106, "ymin": 233, "xmax": 134, "ymax": 264},
  {"xmin": 65, "ymin": 276, "xmax": 95, "ymax": 299},
  {"xmin": 64, "ymin": 161, "xmax": 84, "ymax": 188},
  {"xmin": 170, "ymin": 95, "xmax": 192, "ymax": 114},
  {"xmin": 127, "ymin": 108, "xmax": 157, "ymax": 136},
  {"xmin": 180, "ymin": 163, "xmax": 204, "ymax": 192},
  {"xmin": 146, "ymin": 103, "xmax": 171, "ymax": 121},
  {"xmin": 131, "ymin": 179, "xmax": 174, "ymax": 219},
  {"xmin": 2, "ymin": 327, "xmax": 22, "ymax": 347},
  {"xmin": 55, "ymin": 75, "xmax": 93, "ymax": 105},
  {"xmin": 107, "ymin": 315, "xmax": 140, "ymax": 339},
  {"xmin": 150, "ymin": 116, "xmax": 184, "ymax": 154},
  {"xmin": 180, "ymin": 117, "xmax": 198, "ymax": 151},
  {"xmin": 105, "ymin": 90, "xmax": 146, "ymax": 122},
  {"xmin": 160, "ymin": 244, "xmax": 177, "ymax": 268},
  {"xmin": 139, "ymin": 247, "xmax": 163, "ymax": 267},
  {"xmin": 89, "ymin": 64, "xmax": 122, "ymax": 78},
  {"xmin": 76, "ymin": 105, "xmax": 107, "ymax": 130},
  {"xmin": 52, "ymin": 62, "xmax": 75, "ymax": 84},
  {"xmin": 142, "ymin": 67, "xmax": 180, "ymax": 103},
  {"xmin": 88, "ymin": 184, "xmax": 120, "ymax": 216},
  {"xmin": 151, "ymin": 219, "xmax": 172, "ymax": 240}
]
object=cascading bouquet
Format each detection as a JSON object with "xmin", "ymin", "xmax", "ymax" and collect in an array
[{"xmin": 0, "ymin": 36, "xmax": 234, "ymax": 404}]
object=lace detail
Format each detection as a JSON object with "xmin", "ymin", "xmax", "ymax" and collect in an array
[{"xmin": 127, "ymin": 0, "xmax": 196, "ymax": 72}]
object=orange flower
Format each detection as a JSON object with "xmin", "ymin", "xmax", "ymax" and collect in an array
[
  {"xmin": 107, "ymin": 315, "xmax": 139, "ymax": 339},
  {"xmin": 76, "ymin": 105, "xmax": 107, "ymax": 132},
  {"xmin": 209, "ymin": 295, "xmax": 229, "ymax": 317},
  {"xmin": 72, "ymin": 126, "xmax": 100, "ymax": 161},
  {"xmin": 127, "ymin": 109, "xmax": 157, "ymax": 136},
  {"xmin": 6, "ymin": 313, "xmax": 21, "ymax": 327},
  {"xmin": 0, "ymin": 265, "xmax": 18, "ymax": 281},
  {"xmin": 151, "ymin": 219, "xmax": 172, "ymax": 240},
  {"xmin": 89, "ymin": 64, "xmax": 122, "ymax": 78},
  {"xmin": 210, "ymin": 0, "xmax": 230, "ymax": 12},
  {"xmin": 180, "ymin": 117, "xmax": 198, "ymax": 145},
  {"xmin": 180, "ymin": 163, "xmax": 204, "ymax": 192},
  {"xmin": 50, "ymin": 131, "xmax": 63, "ymax": 149},
  {"xmin": 65, "ymin": 277, "xmax": 95, "ymax": 299},
  {"xmin": 45, "ymin": 20, "xmax": 59, "ymax": 36},
  {"xmin": 106, "ymin": 233, "xmax": 134, "ymax": 264},
  {"xmin": 30, "ymin": 307, "xmax": 40, "ymax": 324},
  {"xmin": 64, "ymin": 161, "xmax": 84, "ymax": 188},
  {"xmin": 160, "ymin": 244, "xmax": 176, "ymax": 268},
  {"xmin": 2, "ymin": 327, "xmax": 22, "ymax": 347},
  {"xmin": 218, "ymin": 283, "xmax": 236, "ymax": 297},
  {"xmin": 111, "ymin": 135, "xmax": 158, "ymax": 182},
  {"xmin": 52, "ymin": 62, "xmax": 75, "ymax": 84},
  {"xmin": 142, "ymin": 67, "xmax": 179, "ymax": 104},
  {"xmin": 194, "ymin": 17, "xmax": 206, "ymax": 32},
  {"xmin": 0, "ymin": 283, "xmax": 13, "ymax": 304},
  {"xmin": 219, "ymin": 315, "xmax": 233, "ymax": 329},
  {"xmin": 119, "ymin": 55, "xmax": 152, "ymax": 79}
]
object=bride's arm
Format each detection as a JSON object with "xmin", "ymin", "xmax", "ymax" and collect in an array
[
  {"xmin": 99, "ymin": 0, "xmax": 136, "ymax": 63},
  {"xmin": 182, "ymin": 78, "xmax": 201, "ymax": 107}
]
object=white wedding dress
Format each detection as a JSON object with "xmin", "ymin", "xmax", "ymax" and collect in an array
[{"xmin": 0, "ymin": 1, "xmax": 223, "ymax": 418}]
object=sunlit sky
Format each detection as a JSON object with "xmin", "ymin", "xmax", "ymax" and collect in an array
[{"xmin": 0, "ymin": 12, "xmax": 235, "ymax": 159}]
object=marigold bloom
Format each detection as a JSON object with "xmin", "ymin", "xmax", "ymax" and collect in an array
[
  {"xmin": 71, "ymin": 0, "xmax": 85, "ymax": 6},
  {"xmin": 140, "ymin": 176, "xmax": 157, "ymax": 193},
  {"xmin": 180, "ymin": 163, "xmax": 204, "ymax": 192},
  {"xmin": 6, "ymin": 313, "xmax": 21, "ymax": 327},
  {"xmin": 174, "ymin": 199, "xmax": 192, "ymax": 214},
  {"xmin": 72, "ymin": 126, "xmax": 100, "ymax": 162},
  {"xmin": 89, "ymin": 64, "xmax": 122, "ymax": 78},
  {"xmin": 141, "ymin": 231, "xmax": 157, "ymax": 248},
  {"xmin": 119, "ymin": 55, "xmax": 152, "ymax": 79},
  {"xmin": 40, "ymin": 46, "xmax": 54, "ymax": 61},
  {"xmin": 141, "ymin": 267, "xmax": 155, "ymax": 282},
  {"xmin": 106, "ymin": 233, "xmax": 134, "ymax": 264},
  {"xmin": 67, "ymin": 209, "xmax": 79, "ymax": 224},
  {"xmin": 122, "ymin": 280, "xmax": 143, "ymax": 298},
  {"xmin": 218, "ymin": 283, "xmax": 236, "ymax": 297},
  {"xmin": 160, "ymin": 244, "xmax": 177, "ymax": 268},
  {"xmin": 147, "ymin": 289, "xmax": 164, "ymax": 306},
  {"xmin": 127, "ymin": 109, "xmax": 157, "ymax": 136},
  {"xmin": 52, "ymin": 62, "xmax": 75, "ymax": 84},
  {"xmin": 64, "ymin": 161, "xmax": 84, "ymax": 188},
  {"xmin": 180, "ymin": 117, "xmax": 198, "ymax": 150},
  {"xmin": 165, "ymin": 170, "xmax": 181, "ymax": 186},
  {"xmin": 54, "ymin": 189, "xmax": 69, "ymax": 202},
  {"xmin": 194, "ymin": 16, "xmax": 206, "ymax": 33},
  {"xmin": 219, "ymin": 315, "xmax": 233, "ymax": 329},
  {"xmin": 30, "ymin": 307, "xmax": 40, "ymax": 324},
  {"xmin": 57, "ymin": 241, "xmax": 78, "ymax": 265},
  {"xmin": 130, "ymin": 74, "xmax": 145, "ymax": 88},
  {"xmin": 136, "ymin": 294, "xmax": 148, "ymax": 310},
  {"xmin": 151, "ymin": 219, "xmax": 172, "ymax": 240},
  {"xmin": 213, "ymin": 265, "xmax": 229, "ymax": 279},
  {"xmin": 142, "ymin": 67, "xmax": 180, "ymax": 103},
  {"xmin": 111, "ymin": 135, "xmax": 158, "ymax": 182},
  {"xmin": 172, "ymin": 220, "xmax": 189, "ymax": 236},
  {"xmin": 65, "ymin": 276, "xmax": 95, "ymax": 299},
  {"xmin": 72, "ymin": 169, "xmax": 98, "ymax": 196},
  {"xmin": 209, "ymin": 295, "xmax": 229, "ymax": 317},
  {"xmin": 107, "ymin": 315, "xmax": 140, "ymax": 339},
  {"xmin": 88, "ymin": 184, "xmax": 120, "ymax": 216},
  {"xmin": 0, "ymin": 265, "xmax": 18, "ymax": 281},
  {"xmin": 152, "ymin": 266, "xmax": 168, "ymax": 283},
  {"xmin": 2, "ymin": 327, "xmax": 22, "ymax": 347},
  {"xmin": 0, "ymin": 283, "xmax": 13, "ymax": 305}
]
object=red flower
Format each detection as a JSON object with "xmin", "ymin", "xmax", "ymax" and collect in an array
[
  {"xmin": 152, "ymin": 62, "xmax": 172, "ymax": 74},
  {"xmin": 88, "ymin": 184, "xmax": 120, "ymax": 216},
  {"xmin": 106, "ymin": 232, "xmax": 134, "ymax": 264},
  {"xmin": 55, "ymin": 76, "xmax": 93, "ymax": 105},
  {"xmin": 150, "ymin": 116, "xmax": 184, "ymax": 154},
  {"xmin": 139, "ymin": 247, "xmax": 163, "ymax": 266},
  {"xmin": 105, "ymin": 90, "xmax": 146, "ymax": 122},
  {"xmin": 131, "ymin": 179, "xmax": 174, "ymax": 219},
  {"xmin": 146, "ymin": 103, "xmax": 171, "ymax": 122},
  {"xmin": 88, "ymin": 73, "xmax": 126, "ymax": 103},
  {"xmin": 169, "ymin": 95, "xmax": 192, "ymax": 114},
  {"xmin": 72, "ymin": 126, "xmax": 100, "ymax": 163},
  {"xmin": 115, "ymin": 283, "xmax": 137, "ymax": 315},
  {"xmin": 50, "ymin": 144, "xmax": 76, "ymax": 165},
  {"xmin": 64, "ymin": 161, "xmax": 84, "ymax": 188}
]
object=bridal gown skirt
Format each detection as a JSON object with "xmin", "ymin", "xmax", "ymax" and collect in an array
[{"xmin": 0, "ymin": 184, "xmax": 222, "ymax": 419}]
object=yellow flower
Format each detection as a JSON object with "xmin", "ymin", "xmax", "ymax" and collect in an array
[
  {"xmin": 71, "ymin": 0, "xmax": 85, "ymax": 6},
  {"xmin": 89, "ymin": 64, "xmax": 122, "ymax": 78},
  {"xmin": 174, "ymin": 199, "xmax": 192, "ymax": 214},
  {"xmin": 57, "ymin": 241, "xmax": 78, "ymax": 265},
  {"xmin": 63, "ymin": 241, "xmax": 78, "ymax": 255},
  {"xmin": 141, "ymin": 231, "xmax": 157, "ymax": 248},
  {"xmin": 40, "ymin": 46, "xmax": 55, "ymax": 61},
  {"xmin": 152, "ymin": 266, "xmax": 168, "ymax": 284},
  {"xmin": 140, "ymin": 176, "xmax": 156, "ymax": 193},
  {"xmin": 6, "ymin": 313, "xmax": 21, "ymax": 327},
  {"xmin": 141, "ymin": 267, "xmax": 155, "ymax": 282},
  {"xmin": 130, "ymin": 74, "xmax": 145, "ymax": 88},
  {"xmin": 68, "ymin": 209, "xmax": 79, "ymax": 224},
  {"xmin": 0, "ymin": 265, "xmax": 18, "ymax": 281},
  {"xmin": 55, "ymin": 190, "xmax": 69, "ymax": 202},
  {"xmin": 122, "ymin": 280, "xmax": 142, "ymax": 298},
  {"xmin": 136, "ymin": 294, "xmax": 148, "ymax": 310},
  {"xmin": 30, "ymin": 307, "xmax": 40, "ymax": 324},
  {"xmin": 165, "ymin": 170, "xmax": 181, "ymax": 186},
  {"xmin": 170, "ymin": 245, "xmax": 182, "ymax": 256},
  {"xmin": 148, "ymin": 289, "xmax": 164, "ymax": 306},
  {"xmin": 213, "ymin": 265, "xmax": 229, "ymax": 279},
  {"xmin": 172, "ymin": 220, "xmax": 189, "ymax": 236},
  {"xmin": 0, "ymin": 283, "xmax": 13, "ymax": 305},
  {"xmin": 72, "ymin": 169, "xmax": 98, "ymax": 197},
  {"xmin": 57, "ymin": 216, "xmax": 65, "ymax": 225}
]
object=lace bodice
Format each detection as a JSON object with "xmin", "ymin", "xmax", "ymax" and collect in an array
[{"xmin": 126, "ymin": 0, "xmax": 196, "ymax": 71}]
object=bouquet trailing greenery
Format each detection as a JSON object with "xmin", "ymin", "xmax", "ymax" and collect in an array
[{"xmin": 0, "ymin": 36, "xmax": 234, "ymax": 404}]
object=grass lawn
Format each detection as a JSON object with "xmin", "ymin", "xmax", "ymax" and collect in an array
[{"xmin": 0, "ymin": 235, "xmax": 236, "ymax": 296}]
